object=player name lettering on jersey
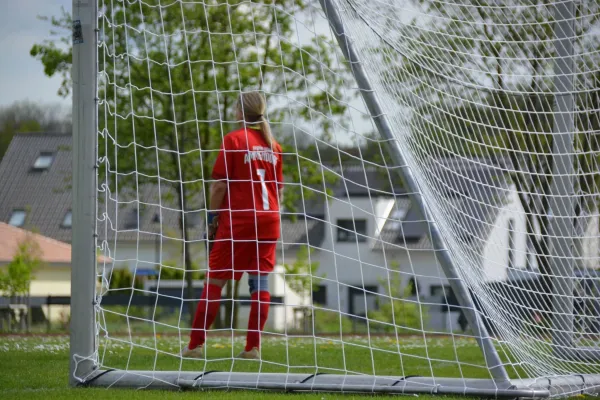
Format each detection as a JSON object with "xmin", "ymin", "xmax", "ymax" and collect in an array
[{"xmin": 243, "ymin": 146, "xmax": 279, "ymax": 166}]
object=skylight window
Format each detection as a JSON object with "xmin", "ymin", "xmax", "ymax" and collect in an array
[
  {"xmin": 124, "ymin": 208, "xmax": 140, "ymax": 229},
  {"xmin": 33, "ymin": 152, "xmax": 54, "ymax": 170},
  {"xmin": 388, "ymin": 207, "xmax": 409, "ymax": 230},
  {"xmin": 8, "ymin": 210, "xmax": 26, "ymax": 227},
  {"xmin": 62, "ymin": 211, "xmax": 72, "ymax": 228}
]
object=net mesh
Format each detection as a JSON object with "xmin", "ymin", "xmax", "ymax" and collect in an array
[
  {"xmin": 94, "ymin": 0, "xmax": 600, "ymax": 394},
  {"xmin": 329, "ymin": 0, "xmax": 600, "ymax": 379}
]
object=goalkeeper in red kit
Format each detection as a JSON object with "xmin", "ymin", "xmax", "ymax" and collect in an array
[{"xmin": 182, "ymin": 91, "xmax": 283, "ymax": 360}]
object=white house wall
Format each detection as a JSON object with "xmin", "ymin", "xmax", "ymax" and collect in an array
[
  {"xmin": 106, "ymin": 188, "xmax": 556, "ymax": 332},
  {"xmin": 482, "ymin": 187, "xmax": 531, "ymax": 282},
  {"xmin": 314, "ymin": 196, "xmax": 450, "ymax": 311},
  {"xmin": 108, "ymin": 241, "xmax": 190, "ymax": 273},
  {"xmin": 581, "ymin": 212, "xmax": 599, "ymax": 270}
]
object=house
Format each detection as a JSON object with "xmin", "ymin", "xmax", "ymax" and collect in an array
[
  {"xmin": 0, "ymin": 133, "xmax": 178, "ymax": 274},
  {"xmin": 277, "ymin": 160, "xmax": 541, "ymax": 332},
  {"xmin": 4, "ymin": 132, "xmax": 583, "ymax": 333},
  {"xmin": 0, "ymin": 133, "xmax": 316, "ymax": 331},
  {"xmin": 0, "ymin": 221, "xmax": 109, "ymax": 322},
  {"xmin": 0, "ymin": 222, "xmax": 72, "ymax": 299}
]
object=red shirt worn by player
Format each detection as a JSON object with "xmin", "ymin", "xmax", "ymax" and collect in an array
[
  {"xmin": 208, "ymin": 127, "xmax": 283, "ymax": 279},
  {"xmin": 212, "ymin": 127, "xmax": 283, "ymax": 239}
]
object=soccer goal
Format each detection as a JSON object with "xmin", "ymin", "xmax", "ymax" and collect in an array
[{"xmin": 71, "ymin": 0, "xmax": 600, "ymax": 396}]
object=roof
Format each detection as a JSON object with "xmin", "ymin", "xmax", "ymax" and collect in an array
[
  {"xmin": 0, "ymin": 133, "xmax": 326, "ymax": 249},
  {"xmin": 0, "ymin": 133, "xmax": 72, "ymax": 243},
  {"xmin": 326, "ymin": 163, "xmax": 405, "ymax": 197},
  {"xmin": 0, "ymin": 222, "xmax": 109, "ymax": 264},
  {"xmin": 374, "ymin": 159, "xmax": 511, "ymax": 253},
  {"xmin": 0, "ymin": 134, "xmax": 510, "ymax": 254}
]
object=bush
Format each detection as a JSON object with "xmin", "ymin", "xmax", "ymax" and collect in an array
[
  {"xmin": 108, "ymin": 268, "xmax": 143, "ymax": 290},
  {"xmin": 283, "ymin": 246, "xmax": 323, "ymax": 300},
  {"xmin": 312, "ymin": 308, "xmax": 354, "ymax": 333},
  {"xmin": 368, "ymin": 270, "xmax": 427, "ymax": 334},
  {"xmin": 0, "ymin": 232, "xmax": 42, "ymax": 297}
]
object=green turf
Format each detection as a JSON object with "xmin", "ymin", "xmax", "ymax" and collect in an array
[{"xmin": 0, "ymin": 334, "xmax": 517, "ymax": 400}]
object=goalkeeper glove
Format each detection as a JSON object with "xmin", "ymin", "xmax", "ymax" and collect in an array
[{"xmin": 207, "ymin": 211, "xmax": 218, "ymax": 226}]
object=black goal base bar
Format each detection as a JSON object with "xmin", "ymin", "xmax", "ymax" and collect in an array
[{"xmin": 79, "ymin": 369, "xmax": 573, "ymax": 398}]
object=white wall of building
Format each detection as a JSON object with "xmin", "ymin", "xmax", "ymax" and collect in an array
[
  {"xmin": 117, "ymin": 186, "xmax": 600, "ymax": 333},
  {"xmin": 301, "ymin": 191, "xmax": 538, "ymax": 332},
  {"xmin": 108, "ymin": 240, "xmax": 192, "ymax": 273},
  {"xmin": 311, "ymin": 196, "xmax": 449, "ymax": 313},
  {"xmin": 482, "ymin": 187, "xmax": 531, "ymax": 282}
]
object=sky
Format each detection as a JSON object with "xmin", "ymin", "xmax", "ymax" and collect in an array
[
  {"xmin": 0, "ymin": 0, "xmax": 72, "ymax": 109},
  {"xmin": 0, "ymin": 0, "xmax": 370, "ymax": 142}
]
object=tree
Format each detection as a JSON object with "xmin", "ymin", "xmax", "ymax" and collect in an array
[
  {"xmin": 32, "ymin": 1, "xmax": 350, "ymax": 324},
  {"xmin": 284, "ymin": 245, "xmax": 322, "ymax": 302},
  {"xmin": 380, "ymin": 1, "xmax": 600, "ymax": 311},
  {"xmin": 0, "ymin": 100, "xmax": 71, "ymax": 159},
  {"xmin": 0, "ymin": 233, "xmax": 43, "ymax": 299},
  {"xmin": 368, "ymin": 268, "xmax": 425, "ymax": 334}
]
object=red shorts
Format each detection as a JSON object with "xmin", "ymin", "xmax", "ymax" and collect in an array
[{"xmin": 208, "ymin": 235, "xmax": 277, "ymax": 281}]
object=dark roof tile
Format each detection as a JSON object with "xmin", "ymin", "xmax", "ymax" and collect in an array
[
  {"xmin": 0, "ymin": 134, "xmax": 509, "ymax": 255},
  {"xmin": 0, "ymin": 134, "xmax": 326, "ymax": 249}
]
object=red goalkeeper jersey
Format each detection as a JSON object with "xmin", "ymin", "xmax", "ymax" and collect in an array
[{"xmin": 212, "ymin": 128, "xmax": 283, "ymax": 240}]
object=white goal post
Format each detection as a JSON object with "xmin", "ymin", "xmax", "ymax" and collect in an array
[{"xmin": 70, "ymin": 0, "xmax": 600, "ymax": 397}]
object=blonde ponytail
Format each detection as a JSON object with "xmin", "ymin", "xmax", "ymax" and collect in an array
[
  {"xmin": 258, "ymin": 117, "xmax": 272, "ymax": 147},
  {"xmin": 237, "ymin": 91, "xmax": 273, "ymax": 148}
]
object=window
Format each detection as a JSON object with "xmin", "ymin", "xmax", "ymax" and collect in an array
[
  {"xmin": 407, "ymin": 277, "xmax": 419, "ymax": 296},
  {"xmin": 312, "ymin": 285, "xmax": 327, "ymax": 305},
  {"xmin": 61, "ymin": 211, "xmax": 72, "ymax": 228},
  {"xmin": 388, "ymin": 207, "xmax": 409, "ymax": 230},
  {"xmin": 124, "ymin": 208, "xmax": 139, "ymax": 229},
  {"xmin": 32, "ymin": 152, "xmax": 54, "ymax": 170},
  {"xmin": 336, "ymin": 219, "xmax": 367, "ymax": 242},
  {"xmin": 430, "ymin": 285, "xmax": 459, "ymax": 312},
  {"xmin": 526, "ymin": 235, "xmax": 534, "ymax": 270},
  {"xmin": 508, "ymin": 219, "xmax": 515, "ymax": 269},
  {"xmin": 430, "ymin": 285, "xmax": 450, "ymax": 297},
  {"xmin": 8, "ymin": 210, "xmax": 26, "ymax": 227},
  {"xmin": 348, "ymin": 285, "xmax": 378, "ymax": 317}
]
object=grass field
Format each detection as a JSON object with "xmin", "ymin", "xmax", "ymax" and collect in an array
[{"xmin": 0, "ymin": 334, "xmax": 517, "ymax": 400}]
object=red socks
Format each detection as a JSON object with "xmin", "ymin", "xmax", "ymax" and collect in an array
[
  {"xmin": 189, "ymin": 285, "xmax": 270, "ymax": 352},
  {"xmin": 245, "ymin": 291, "xmax": 271, "ymax": 351},
  {"xmin": 189, "ymin": 283, "xmax": 223, "ymax": 349}
]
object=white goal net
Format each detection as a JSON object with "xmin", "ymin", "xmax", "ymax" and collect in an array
[{"xmin": 88, "ymin": 0, "xmax": 600, "ymax": 396}]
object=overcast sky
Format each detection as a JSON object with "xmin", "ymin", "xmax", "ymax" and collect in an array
[
  {"xmin": 0, "ymin": 0, "xmax": 71, "ymax": 109},
  {"xmin": 0, "ymin": 1, "xmax": 370, "ymax": 142}
]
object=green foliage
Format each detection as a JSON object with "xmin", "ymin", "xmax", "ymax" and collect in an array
[
  {"xmin": 0, "ymin": 234, "xmax": 43, "ymax": 298},
  {"xmin": 0, "ymin": 100, "xmax": 71, "ymax": 159},
  {"xmin": 283, "ymin": 246, "xmax": 323, "ymax": 300},
  {"xmin": 311, "ymin": 308, "xmax": 354, "ymax": 334},
  {"xmin": 32, "ymin": 2, "xmax": 353, "ymax": 323},
  {"xmin": 382, "ymin": 1, "xmax": 600, "ymax": 296},
  {"xmin": 31, "ymin": 2, "xmax": 350, "ymax": 213},
  {"xmin": 368, "ymin": 266, "xmax": 425, "ymax": 334},
  {"xmin": 108, "ymin": 268, "xmax": 143, "ymax": 290},
  {"xmin": 29, "ymin": 8, "xmax": 73, "ymax": 98}
]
